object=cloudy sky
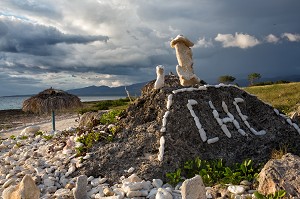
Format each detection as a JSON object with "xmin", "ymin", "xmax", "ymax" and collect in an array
[{"xmin": 0, "ymin": 0, "xmax": 300, "ymax": 96}]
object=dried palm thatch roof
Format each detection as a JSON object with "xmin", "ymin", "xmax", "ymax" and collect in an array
[{"xmin": 22, "ymin": 88, "xmax": 82, "ymax": 114}]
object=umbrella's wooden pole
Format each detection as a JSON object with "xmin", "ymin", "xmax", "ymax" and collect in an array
[{"xmin": 52, "ymin": 110, "xmax": 56, "ymax": 131}]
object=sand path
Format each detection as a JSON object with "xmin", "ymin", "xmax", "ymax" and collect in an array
[{"xmin": 0, "ymin": 115, "xmax": 79, "ymax": 139}]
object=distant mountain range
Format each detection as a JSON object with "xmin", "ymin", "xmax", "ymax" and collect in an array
[
  {"xmin": 67, "ymin": 82, "xmax": 147, "ymax": 97},
  {"xmin": 67, "ymin": 74, "xmax": 300, "ymax": 97}
]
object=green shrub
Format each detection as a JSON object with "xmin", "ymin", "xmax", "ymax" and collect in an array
[
  {"xmin": 75, "ymin": 128, "xmax": 118, "ymax": 155},
  {"xmin": 43, "ymin": 135, "xmax": 53, "ymax": 140},
  {"xmin": 166, "ymin": 169, "xmax": 182, "ymax": 186},
  {"xmin": 76, "ymin": 131, "xmax": 102, "ymax": 149},
  {"xmin": 100, "ymin": 109, "xmax": 124, "ymax": 125},
  {"xmin": 166, "ymin": 157, "xmax": 262, "ymax": 186}
]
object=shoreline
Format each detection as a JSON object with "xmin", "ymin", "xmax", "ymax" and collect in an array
[{"xmin": 0, "ymin": 109, "xmax": 80, "ymax": 138}]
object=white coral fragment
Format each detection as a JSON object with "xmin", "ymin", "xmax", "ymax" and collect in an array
[
  {"xmin": 280, "ymin": 114, "xmax": 288, "ymax": 119},
  {"xmin": 160, "ymin": 127, "xmax": 166, "ymax": 133},
  {"xmin": 154, "ymin": 65, "xmax": 165, "ymax": 89},
  {"xmin": 286, "ymin": 119, "xmax": 293, "ymax": 126},
  {"xmin": 188, "ymin": 99, "xmax": 198, "ymax": 105},
  {"xmin": 198, "ymin": 86, "xmax": 207, "ymax": 90},
  {"xmin": 212, "ymin": 110, "xmax": 219, "ymax": 118},
  {"xmin": 240, "ymin": 114, "xmax": 248, "ymax": 121},
  {"xmin": 234, "ymin": 98, "xmax": 244, "ymax": 103},
  {"xmin": 160, "ymin": 111, "xmax": 170, "ymax": 133},
  {"xmin": 208, "ymin": 101, "xmax": 216, "ymax": 109},
  {"xmin": 292, "ymin": 123, "xmax": 300, "ymax": 130},
  {"xmin": 274, "ymin": 108, "xmax": 279, "ymax": 115},
  {"xmin": 199, "ymin": 128, "xmax": 207, "ymax": 142},
  {"xmin": 221, "ymin": 124, "xmax": 231, "ymax": 138},
  {"xmin": 244, "ymin": 121, "xmax": 250, "ymax": 128},
  {"xmin": 256, "ymin": 130, "xmax": 267, "ymax": 135},
  {"xmin": 227, "ymin": 112, "xmax": 234, "ymax": 120},
  {"xmin": 216, "ymin": 118, "xmax": 223, "ymax": 126},
  {"xmin": 207, "ymin": 137, "xmax": 219, "ymax": 144},
  {"xmin": 166, "ymin": 94, "xmax": 173, "ymax": 110},
  {"xmin": 238, "ymin": 129, "xmax": 246, "ymax": 136},
  {"xmin": 250, "ymin": 128, "xmax": 257, "ymax": 135},
  {"xmin": 235, "ymin": 105, "xmax": 242, "ymax": 114},
  {"xmin": 222, "ymin": 117, "xmax": 233, "ymax": 123},
  {"xmin": 194, "ymin": 117, "xmax": 202, "ymax": 129},
  {"xmin": 158, "ymin": 136, "xmax": 165, "ymax": 161},
  {"xmin": 187, "ymin": 99, "xmax": 207, "ymax": 142},
  {"xmin": 222, "ymin": 101, "xmax": 229, "ymax": 113},
  {"xmin": 233, "ymin": 120, "xmax": 240, "ymax": 129}
]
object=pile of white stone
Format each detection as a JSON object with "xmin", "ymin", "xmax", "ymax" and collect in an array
[{"xmin": 0, "ymin": 126, "xmax": 260, "ymax": 199}]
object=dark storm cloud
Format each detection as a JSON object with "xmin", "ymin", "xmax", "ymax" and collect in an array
[
  {"xmin": 0, "ymin": 0, "xmax": 300, "ymax": 96},
  {"xmin": 0, "ymin": 17, "xmax": 109, "ymax": 55}
]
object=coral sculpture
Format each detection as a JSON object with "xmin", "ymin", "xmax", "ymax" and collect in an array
[
  {"xmin": 154, "ymin": 65, "xmax": 165, "ymax": 89},
  {"xmin": 170, "ymin": 35, "xmax": 201, "ymax": 86}
]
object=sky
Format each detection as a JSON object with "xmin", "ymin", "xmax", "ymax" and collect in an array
[{"xmin": 0, "ymin": 0, "xmax": 300, "ymax": 96}]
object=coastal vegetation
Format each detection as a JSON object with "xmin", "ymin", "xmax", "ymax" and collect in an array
[
  {"xmin": 166, "ymin": 158, "xmax": 262, "ymax": 186},
  {"xmin": 77, "ymin": 97, "xmax": 132, "ymax": 114},
  {"xmin": 243, "ymin": 82, "xmax": 300, "ymax": 114},
  {"xmin": 218, "ymin": 75, "xmax": 236, "ymax": 84},
  {"xmin": 248, "ymin": 73, "xmax": 261, "ymax": 85}
]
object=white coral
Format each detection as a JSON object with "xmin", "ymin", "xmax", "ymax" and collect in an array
[
  {"xmin": 154, "ymin": 65, "xmax": 165, "ymax": 90},
  {"xmin": 158, "ymin": 136, "xmax": 165, "ymax": 161}
]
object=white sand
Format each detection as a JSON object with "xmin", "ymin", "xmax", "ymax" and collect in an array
[{"xmin": 0, "ymin": 115, "xmax": 79, "ymax": 139}]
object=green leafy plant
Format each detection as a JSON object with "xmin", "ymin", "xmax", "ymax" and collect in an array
[
  {"xmin": 100, "ymin": 109, "xmax": 124, "ymax": 125},
  {"xmin": 75, "ymin": 129, "xmax": 118, "ymax": 155},
  {"xmin": 35, "ymin": 131, "xmax": 44, "ymax": 136},
  {"xmin": 10, "ymin": 135, "xmax": 16, "ymax": 140},
  {"xmin": 166, "ymin": 157, "xmax": 262, "ymax": 186},
  {"xmin": 20, "ymin": 135, "xmax": 28, "ymax": 140},
  {"xmin": 166, "ymin": 168, "xmax": 182, "ymax": 186},
  {"xmin": 254, "ymin": 190, "xmax": 286, "ymax": 199},
  {"xmin": 43, "ymin": 135, "xmax": 53, "ymax": 140},
  {"xmin": 75, "ymin": 146, "xmax": 85, "ymax": 156},
  {"xmin": 76, "ymin": 131, "xmax": 101, "ymax": 149}
]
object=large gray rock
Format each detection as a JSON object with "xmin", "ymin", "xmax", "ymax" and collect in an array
[
  {"xmin": 73, "ymin": 175, "xmax": 88, "ymax": 199},
  {"xmin": 2, "ymin": 174, "xmax": 40, "ymax": 199},
  {"xmin": 73, "ymin": 76, "xmax": 300, "ymax": 183},
  {"xmin": 181, "ymin": 175, "xmax": 206, "ymax": 199},
  {"xmin": 258, "ymin": 153, "xmax": 300, "ymax": 198}
]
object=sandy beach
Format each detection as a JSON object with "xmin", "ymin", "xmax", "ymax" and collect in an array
[{"xmin": 0, "ymin": 110, "xmax": 80, "ymax": 139}]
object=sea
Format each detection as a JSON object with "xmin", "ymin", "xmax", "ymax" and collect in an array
[{"xmin": 0, "ymin": 96, "xmax": 126, "ymax": 111}]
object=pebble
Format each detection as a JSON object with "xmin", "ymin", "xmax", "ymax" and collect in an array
[
  {"xmin": 3, "ymin": 178, "xmax": 15, "ymax": 188},
  {"xmin": 152, "ymin": 179, "xmax": 163, "ymax": 188},
  {"xmin": 156, "ymin": 188, "xmax": 172, "ymax": 199},
  {"xmin": 228, "ymin": 185, "xmax": 246, "ymax": 195}
]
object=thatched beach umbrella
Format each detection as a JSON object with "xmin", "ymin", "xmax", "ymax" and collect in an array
[{"xmin": 22, "ymin": 88, "xmax": 82, "ymax": 131}]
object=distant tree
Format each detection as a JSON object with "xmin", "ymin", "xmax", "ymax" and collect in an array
[
  {"xmin": 248, "ymin": 73, "xmax": 261, "ymax": 85},
  {"xmin": 218, "ymin": 75, "xmax": 236, "ymax": 84}
]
